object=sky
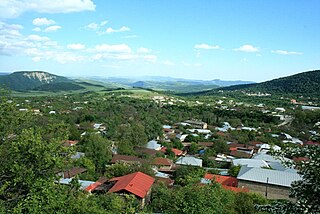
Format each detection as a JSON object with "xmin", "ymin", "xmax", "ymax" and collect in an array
[{"xmin": 0, "ymin": 0, "xmax": 319, "ymax": 82}]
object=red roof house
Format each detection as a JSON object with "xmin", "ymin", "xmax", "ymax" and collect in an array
[
  {"xmin": 204, "ymin": 173, "xmax": 249, "ymax": 193},
  {"xmin": 161, "ymin": 147, "xmax": 184, "ymax": 156},
  {"xmin": 222, "ymin": 185, "xmax": 249, "ymax": 193},
  {"xmin": 204, "ymin": 173, "xmax": 238, "ymax": 187},
  {"xmin": 108, "ymin": 172, "xmax": 155, "ymax": 200}
]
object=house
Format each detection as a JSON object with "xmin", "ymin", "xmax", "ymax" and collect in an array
[
  {"xmin": 63, "ymin": 140, "xmax": 78, "ymax": 147},
  {"xmin": 63, "ymin": 167, "xmax": 87, "ymax": 178},
  {"xmin": 232, "ymin": 159, "xmax": 270, "ymax": 168},
  {"xmin": 152, "ymin": 157, "xmax": 174, "ymax": 172},
  {"xmin": 175, "ymin": 156, "xmax": 202, "ymax": 167},
  {"xmin": 257, "ymin": 144, "xmax": 281, "ymax": 153},
  {"xmin": 176, "ymin": 134, "xmax": 188, "ymax": 142},
  {"xmin": 228, "ymin": 143, "xmax": 254, "ymax": 158},
  {"xmin": 134, "ymin": 147, "xmax": 161, "ymax": 157},
  {"xmin": 184, "ymin": 120, "xmax": 208, "ymax": 129},
  {"xmin": 160, "ymin": 147, "xmax": 184, "ymax": 156},
  {"xmin": 237, "ymin": 165, "xmax": 302, "ymax": 200},
  {"xmin": 301, "ymin": 105, "xmax": 320, "ymax": 111},
  {"xmin": 110, "ymin": 155, "xmax": 146, "ymax": 165},
  {"xmin": 201, "ymin": 173, "xmax": 249, "ymax": 193},
  {"xmin": 84, "ymin": 176, "xmax": 109, "ymax": 193},
  {"xmin": 146, "ymin": 140, "xmax": 162, "ymax": 150},
  {"xmin": 59, "ymin": 178, "xmax": 95, "ymax": 190},
  {"xmin": 187, "ymin": 129, "xmax": 211, "ymax": 134},
  {"xmin": 108, "ymin": 172, "xmax": 155, "ymax": 207},
  {"xmin": 230, "ymin": 148, "xmax": 253, "ymax": 158},
  {"xmin": 71, "ymin": 152, "xmax": 85, "ymax": 160},
  {"xmin": 215, "ymin": 122, "xmax": 235, "ymax": 132},
  {"xmin": 203, "ymin": 173, "xmax": 238, "ymax": 187},
  {"xmin": 252, "ymin": 153, "xmax": 292, "ymax": 171},
  {"xmin": 275, "ymin": 107, "xmax": 286, "ymax": 112}
]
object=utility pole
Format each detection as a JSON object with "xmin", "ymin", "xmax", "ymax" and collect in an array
[{"xmin": 265, "ymin": 177, "xmax": 269, "ymax": 198}]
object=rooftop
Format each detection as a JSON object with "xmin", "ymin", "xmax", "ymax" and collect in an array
[{"xmin": 237, "ymin": 165, "xmax": 301, "ymax": 187}]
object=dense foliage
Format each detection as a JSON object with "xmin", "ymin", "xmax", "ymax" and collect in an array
[
  {"xmin": 33, "ymin": 82, "xmax": 85, "ymax": 92},
  {"xmin": 257, "ymin": 145, "xmax": 320, "ymax": 214},
  {"xmin": 219, "ymin": 70, "xmax": 320, "ymax": 95}
]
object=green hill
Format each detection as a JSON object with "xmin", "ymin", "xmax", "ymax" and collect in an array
[
  {"xmin": 221, "ymin": 70, "xmax": 320, "ymax": 94},
  {"xmin": 0, "ymin": 71, "xmax": 73, "ymax": 91},
  {"xmin": 33, "ymin": 82, "xmax": 85, "ymax": 92}
]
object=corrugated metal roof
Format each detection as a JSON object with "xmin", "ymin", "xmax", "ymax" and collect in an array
[
  {"xmin": 237, "ymin": 166, "xmax": 301, "ymax": 187},
  {"xmin": 146, "ymin": 140, "xmax": 161, "ymax": 150},
  {"xmin": 233, "ymin": 159, "xmax": 269, "ymax": 168},
  {"xmin": 108, "ymin": 172, "xmax": 155, "ymax": 198},
  {"xmin": 175, "ymin": 156, "xmax": 202, "ymax": 167}
]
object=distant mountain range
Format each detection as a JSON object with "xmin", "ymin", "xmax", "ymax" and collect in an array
[
  {"xmin": 89, "ymin": 76, "xmax": 254, "ymax": 93},
  {"xmin": 0, "ymin": 71, "xmax": 82, "ymax": 91},
  {"xmin": 2, "ymin": 70, "xmax": 318, "ymax": 95}
]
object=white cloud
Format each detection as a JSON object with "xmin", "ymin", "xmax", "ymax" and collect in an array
[
  {"xmin": 32, "ymin": 17, "xmax": 56, "ymax": 26},
  {"xmin": 0, "ymin": 0, "xmax": 96, "ymax": 19},
  {"xmin": 85, "ymin": 22, "xmax": 98, "ymax": 30},
  {"xmin": 85, "ymin": 20, "xmax": 108, "ymax": 30},
  {"xmin": 44, "ymin": 25, "xmax": 61, "ymax": 32},
  {"xmin": 67, "ymin": 43, "xmax": 85, "ymax": 50},
  {"xmin": 105, "ymin": 26, "xmax": 130, "ymax": 34},
  {"xmin": 0, "ymin": 22, "xmax": 23, "ymax": 38},
  {"xmin": 272, "ymin": 50, "xmax": 302, "ymax": 55},
  {"xmin": 32, "ymin": 27, "xmax": 41, "ymax": 32},
  {"xmin": 143, "ymin": 54, "xmax": 157, "ymax": 62},
  {"xmin": 234, "ymin": 44, "xmax": 259, "ymax": 52},
  {"xmin": 137, "ymin": 47, "xmax": 151, "ymax": 53},
  {"xmin": 100, "ymin": 20, "xmax": 108, "ymax": 26},
  {"xmin": 26, "ymin": 34, "xmax": 50, "ymax": 42},
  {"xmin": 162, "ymin": 60, "xmax": 175, "ymax": 66},
  {"xmin": 194, "ymin": 43, "xmax": 220, "ymax": 50},
  {"xmin": 94, "ymin": 44, "xmax": 131, "ymax": 53}
]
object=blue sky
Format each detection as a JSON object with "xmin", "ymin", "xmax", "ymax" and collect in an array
[{"xmin": 0, "ymin": 0, "xmax": 319, "ymax": 82}]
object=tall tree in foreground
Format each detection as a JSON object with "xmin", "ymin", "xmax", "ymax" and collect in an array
[{"xmin": 257, "ymin": 145, "xmax": 320, "ymax": 214}]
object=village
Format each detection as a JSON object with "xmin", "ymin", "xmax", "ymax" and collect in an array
[
  {"xmin": 9, "ymin": 91, "xmax": 318, "ymax": 208},
  {"xmin": 59, "ymin": 118, "xmax": 317, "ymax": 205}
]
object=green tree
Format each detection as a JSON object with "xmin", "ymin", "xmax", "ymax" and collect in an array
[
  {"xmin": 0, "ymin": 128, "xmax": 71, "ymax": 212},
  {"xmin": 173, "ymin": 166, "xmax": 205, "ymax": 186},
  {"xmin": 79, "ymin": 134, "xmax": 112, "ymax": 173},
  {"xmin": 228, "ymin": 165, "xmax": 241, "ymax": 177},
  {"xmin": 257, "ymin": 145, "xmax": 320, "ymax": 214}
]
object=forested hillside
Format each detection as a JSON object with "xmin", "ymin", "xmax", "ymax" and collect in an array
[{"xmin": 219, "ymin": 70, "xmax": 320, "ymax": 94}]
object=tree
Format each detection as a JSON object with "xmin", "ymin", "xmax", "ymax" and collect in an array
[
  {"xmin": 150, "ymin": 182, "xmax": 237, "ymax": 214},
  {"xmin": 173, "ymin": 166, "xmax": 205, "ymax": 186},
  {"xmin": 0, "ymin": 128, "xmax": 71, "ymax": 212},
  {"xmin": 228, "ymin": 165, "xmax": 241, "ymax": 177},
  {"xmin": 188, "ymin": 142, "xmax": 199, "ymax": 155},
  {"xmin": 257, "ymin": 145, "xmax": 320, "ymax": 214},
  {"xmin": 79, "ymin": 134, "xmax": 112, "ymax": 173}
]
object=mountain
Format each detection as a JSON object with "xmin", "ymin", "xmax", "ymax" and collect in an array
[
  {"xmin": 0, "ymin": 71, "xmax": 73, "ymax": 91},
  {"xmin": 219, "ymin": 70, "xmax": 320, "ymax": 94},
  {"xmin": 87, "ymin": 76, "xmax": 253, "ymax": 93}
]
